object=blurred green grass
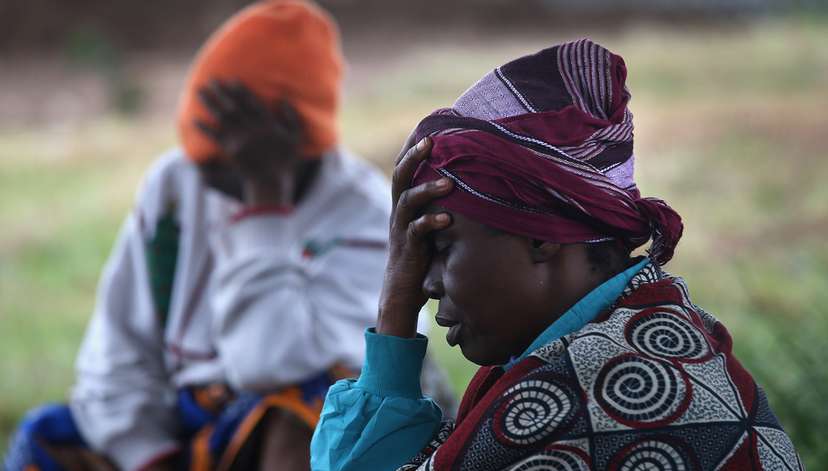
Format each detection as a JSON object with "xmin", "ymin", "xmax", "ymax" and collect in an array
[{"xmin": 2, "ymin": 15, "xmax": 827, "ymax": 467}]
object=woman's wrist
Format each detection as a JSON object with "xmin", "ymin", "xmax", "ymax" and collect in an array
[{"xmin": 376, "ymin": 297, "xmax": 421, "ymax": 338}]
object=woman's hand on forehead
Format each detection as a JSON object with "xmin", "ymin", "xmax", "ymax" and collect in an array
[
  {"xmin": 194, "ymin": 78, "xmax": 304, "ymax": 206},
  {"xmin": 376, "ymin": 131, "xmax": 453, "ymax": 338}
]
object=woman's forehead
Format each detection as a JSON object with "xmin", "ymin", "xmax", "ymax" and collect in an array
[{"xmin": 428, "ymin": 207, "xmax": 517, "ymax": 243}]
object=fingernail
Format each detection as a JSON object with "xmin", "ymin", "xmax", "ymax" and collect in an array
[
  {"xmin": 416, "ymin": 138, "xmax": 427, "ymax": 151},
  {"xmin": 435, "ymin": 213, "xmax": 448, "ymax": 222}
]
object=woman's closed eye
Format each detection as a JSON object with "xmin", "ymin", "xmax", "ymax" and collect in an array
[
  {"xmin": 427, "ymin": 233, "xmax": 451, "ymax": 256},
  {"xmin": 433, "ymin": 241, "xmax": 451, "ymax": 255}
]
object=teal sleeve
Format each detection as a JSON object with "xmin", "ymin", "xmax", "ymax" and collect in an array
[{"xmin": 310, "ymin": 328, "xmax": 444, "ymax": 471}]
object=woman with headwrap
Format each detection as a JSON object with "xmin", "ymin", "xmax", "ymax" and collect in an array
[
  {"xmin": 310, "ymin": 39, "xmax": 803, "ymax": 470},
  {"xmin": 3, "ymin": 2, "xmax": 395, "ymax": 471}
]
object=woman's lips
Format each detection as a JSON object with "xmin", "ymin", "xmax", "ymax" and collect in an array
[
  {"xmin": 435, "ymin": 314, "xmax": 461, "ymax": 347},
  {"xmin": 445, "ymin": 323, "xmax": 462, "ymax": 347}
]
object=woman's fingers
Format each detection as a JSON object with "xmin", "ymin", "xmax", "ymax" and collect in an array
[
  {"xmin": 395, "ymin": 128, "xmax": 418, "ymax": 167},
  {"xmin": 392, "ymin": 177, "xmax": 453, "ymax": 239},
  {"xmin": 406, "ymin": 211, "xmax": 451, "ymax": 242},
  {"xmin": 197, "ymin": 86, "xmax": 225, "ymax": 123},
  {"xmin": 276, "ymin": 97, "xmax": 299, "ymax": 123},
  {"xmin": 199, "ymin": 79, "xmax": 250, "ymax": 126},
  {"xmin": 391, "ymin": 136, "xmax": 433, "ymax": 211},
  {"xmin": 228, "ymin": 80, "xmax": 270, "ymax": 119},
  {"xmin": 208, "ymin": 80, "xmax": 236, "ymax": 114},
  {"xmin": 273, "ymin": 98, "xmax": 303, "ymax": 145},
  {"xmin": 198, "ymin": 79, "xmax": 303, "ymax": 152},
  {"xmin": 193, "ymin": 119, "xmax": 223, "ymax": 144},
  {"xmin": 390, "ymin": 132, "xmax": 453, "ymax": 242}
]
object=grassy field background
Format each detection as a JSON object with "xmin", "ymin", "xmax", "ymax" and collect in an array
[{"xmin": 2, "ymin": 14, "xmax": 827, "ymax": 468}]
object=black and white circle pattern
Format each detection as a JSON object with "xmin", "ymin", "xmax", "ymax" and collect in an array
[
  {"xmin": 628, "ymin": 311, "xmax": 709, "ymax": 361},
  {"xmin": 493, "ymin": 379, "xmax": 574, "ymax": 446},
  {"xmin": 611, "ymin": 439, "xmax": 688, "ymax": 471},
  {"xmin": 511, "ymin": 448, "xmax": 589, "ymax": 471},
  {"xmin": 595, "ymin": 356, "xmax": 689, "ymax": 425}
]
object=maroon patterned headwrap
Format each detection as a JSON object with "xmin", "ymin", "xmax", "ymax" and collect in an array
[{"xmin": 413, "ymin": 38, "xmax": 683, "ymax": 265}]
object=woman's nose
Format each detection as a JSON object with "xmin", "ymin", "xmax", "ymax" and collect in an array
[{"xmin": 421, "ymin": 259, "xmax": 443, "ymax": 300}]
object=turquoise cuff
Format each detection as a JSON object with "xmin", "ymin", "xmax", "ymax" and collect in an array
[{"xmin": 355, "ymin": 328, "xmax": 429, "ymax": 400}]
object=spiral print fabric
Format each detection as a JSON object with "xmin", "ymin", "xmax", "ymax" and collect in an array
[
  {"xmin": 493, "ymin": 380, "xmax": 575, "ymax": 446},
  {"xmin": 595, "ymin": 355, "xmax": 691, "ymax": 426},
  {"xmin": 399, "ymin": 263, "xmax": 803, "ymax": 471}
]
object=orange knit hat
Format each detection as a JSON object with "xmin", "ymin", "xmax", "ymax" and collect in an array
[{"xmin": 176, "ymin": 0, "xmax": 344, "ymax": 162}]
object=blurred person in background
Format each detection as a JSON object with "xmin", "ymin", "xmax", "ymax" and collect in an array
[
  {"xmin": 310, "ymin": 39, "xmax": 803, "ymax": 471},
  {"xmin": 3, "ymin": 1, "xmax": 453, "ymax": 471}
]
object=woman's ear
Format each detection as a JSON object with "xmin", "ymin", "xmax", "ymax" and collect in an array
[{"xmin": 529, "ymin": 239, "xmax": 561, "ymax": 263}]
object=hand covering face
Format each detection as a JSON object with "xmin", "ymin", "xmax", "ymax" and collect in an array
[{"xmin": 176, "ymin": 0, "xmax": 344, "ymax": 162}]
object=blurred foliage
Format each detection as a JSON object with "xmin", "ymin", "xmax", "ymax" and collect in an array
[
  {"xmin": 729, "ymin": 249, "xmax": 828, "ymax": 466},
  {"xmin": 1, "ymin": 13, "xmax": 827, "ymax": 468}
]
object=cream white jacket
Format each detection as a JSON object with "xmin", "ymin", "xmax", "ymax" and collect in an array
[{"xmin": 69, "ymin": 147, "xmax": 391, "ymax": 471}]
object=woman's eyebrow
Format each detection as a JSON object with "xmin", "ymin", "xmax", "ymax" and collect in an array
[{"xmin": 426, "ymin": 226, "xmax": 451, "ymax": 243}]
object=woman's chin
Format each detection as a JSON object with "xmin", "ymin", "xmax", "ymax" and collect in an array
[{"xmin": 460, "ymin": 345, "xmax": 512, "ymax": 367}]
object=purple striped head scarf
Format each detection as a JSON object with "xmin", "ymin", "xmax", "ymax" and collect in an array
[{"xmin": 413, "ymin": 38, "xmax": 683, "ymax": 265}]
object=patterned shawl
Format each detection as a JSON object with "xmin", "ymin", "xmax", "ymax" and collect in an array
[
  {"xmin": 399, "ymin": 263, "xmax": 803, "ymax": 470},
  {"xmin": 413, "ymin": 39, "xmax": 683, "ymax": 264}
]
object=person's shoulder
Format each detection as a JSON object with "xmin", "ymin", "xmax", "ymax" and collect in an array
[
  {"xmin": 142, "ymin": 147, "xmax": 199, "ymax": 184},
  {"xmin": 132, "ymin": 147, "xmax": 204, "ymax": 218},
  {"xmin": 136, "ymin": 147, "xmax": 205, "ymax": 201}
]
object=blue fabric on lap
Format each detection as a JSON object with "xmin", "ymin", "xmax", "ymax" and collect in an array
[
  {"xmin": 2, "ymin": 403, "xmax": 86, "ymax": 471},
  {"xmin": 3, "ymin": 370, "xmax": 337, "ymax": 471},
  {"xmin": 207, "ymin": 370, "xmax": 334, "ymax": 460},
  {"xmin": 177, "ymin": 389, "xmax": 219, "ymax": 435}
]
